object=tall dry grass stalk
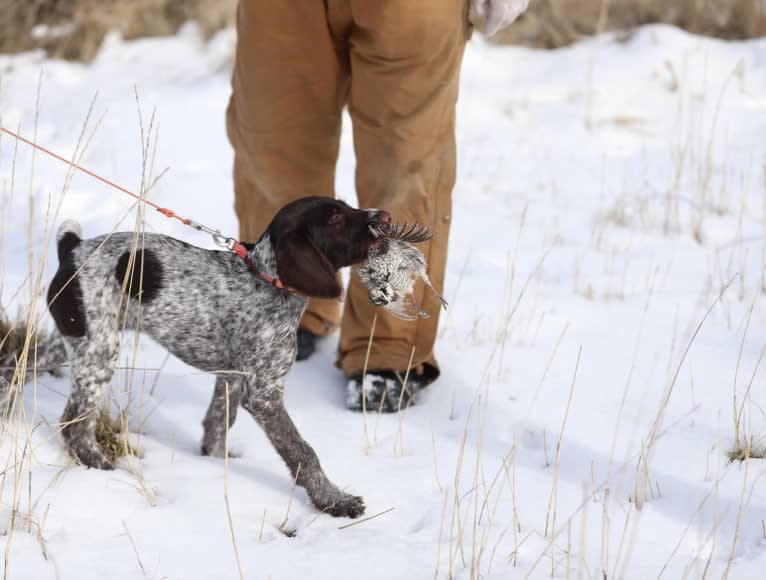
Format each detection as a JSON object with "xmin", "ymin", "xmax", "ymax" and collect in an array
[
  {"xmin": 720, "ymin": 451, "xmax": 755, "ymax": 580},
  {"xmin": 111, "ymin": 90, "xmax": 170, "ymax": 471},
  {"xmin": 544, "ymin": 346, "xmax": 581, "ymax": 537},
  {"xmin": 121, "ymin": 520, "xmax": 147, "ymax": 577},
  {"xmin": 223, "ymin": 381, "xmax": 245, "ymax": 580},
  {"xmin": 25, "ymin": 71, "xmax": 43, "ymax": 306},
  {"xmin": 634, "ymin": 275, "xmax": 736, "ymax": 510},
  {"xmin": 360, "ymin": 312, "xmax": 377, "ymax": 453}
]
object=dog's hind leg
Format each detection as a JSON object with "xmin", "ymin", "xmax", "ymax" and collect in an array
[
  {"xmin": 201, "ymin": 374, "xmax": 244, "ymax": 457},
  {"xmin": 60, "ymin": 336, "xmax": 119, "ymax": 470},
  {"xmin": 242, "ymin": 383, "xmax": 365, "ymax": 518}
]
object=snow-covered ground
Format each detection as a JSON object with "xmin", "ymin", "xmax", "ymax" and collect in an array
[{"xmin": 1, "ymin": 23, "xmax": 766, "ymax": 579}]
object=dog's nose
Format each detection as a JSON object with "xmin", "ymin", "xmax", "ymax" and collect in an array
[{"xmin": 376, "ymin": 210, "xmax": 392, "ymax": 224}]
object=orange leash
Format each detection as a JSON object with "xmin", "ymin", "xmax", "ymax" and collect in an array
[
  {"xmin": 0, "ymin": 126, "xmax": 192, "ymax": 225},
  {"xmin": 0, "ymin": 126, "xmax": 297, "ymax": 292}
]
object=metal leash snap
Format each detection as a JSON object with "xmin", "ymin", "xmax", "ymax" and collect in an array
[{"xmin": 212, "ymin": 233, "xmax": 237, "ymax": 251}]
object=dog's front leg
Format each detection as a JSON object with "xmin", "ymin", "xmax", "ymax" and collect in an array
[
  {"xmin": 242, "ymin": 384, "xmax": 365, "ymax": 518},
  {"xmin": 201, "ymin": 375, "xmax": 244, "ymax": 457}
]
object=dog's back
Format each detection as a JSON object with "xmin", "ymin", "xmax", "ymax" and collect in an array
[{"xmin": 46, "ymin": 222, "xmax": 310, "ymax": 376}]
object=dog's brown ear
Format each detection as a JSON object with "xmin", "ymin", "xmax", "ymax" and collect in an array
[{"xmin": 275, "ymin": 231, "xmax": 342, "ymax": 298}]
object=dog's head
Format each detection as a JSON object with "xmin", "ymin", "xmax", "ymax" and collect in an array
[{"xmin": 267, "ymin": 197, "xmax": 391, "ymax": 298}]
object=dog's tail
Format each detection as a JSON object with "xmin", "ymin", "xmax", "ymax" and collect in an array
[{"xmin": 56, "ymin": 219, "xmax": 82, "ymax": 262}]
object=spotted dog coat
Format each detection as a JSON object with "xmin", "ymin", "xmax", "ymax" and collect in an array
[{"xmin": 46, "ymin": 197, "xmax": 391, "ymax": 518}]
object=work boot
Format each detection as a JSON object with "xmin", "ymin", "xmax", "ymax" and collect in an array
[
  {"xmin": 296, "ymin": 328, "xmax": 319, "ymax": 361},
  {"xmin": 345, "ymin": 370, "xmax": 425, "ymax": 412}
]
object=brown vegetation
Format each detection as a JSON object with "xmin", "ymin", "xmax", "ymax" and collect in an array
[
  {"xmin": 0, "ymin": 1, "xmax": 764, "ymax": 60},
  {"xmin": 494, "ymin": 0, "xmax": 766, "ymax": 47},
  {"xmin": 0, "ymin": 311, "xmax": 29, "ymax": 366},
  {"xmin": 0, "ymin": 0, "xmax": 236, "ymax": 61}
]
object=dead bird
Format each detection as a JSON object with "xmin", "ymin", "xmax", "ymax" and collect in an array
[{"xmin": 358, "ymin": 222, "xmax": 447, "ymax": 320}]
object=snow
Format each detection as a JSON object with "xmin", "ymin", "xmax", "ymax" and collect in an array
[{"xmin": 2, "ymin": 22, "xmax": 766, "ymax": 579}]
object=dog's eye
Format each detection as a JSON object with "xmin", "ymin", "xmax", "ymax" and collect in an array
[{"xmin": 329, "ymin": 213, "xmax": 344, "ymax": 226}]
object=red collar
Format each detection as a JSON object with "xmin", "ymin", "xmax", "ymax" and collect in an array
[{"xmin": 231, "ymin": 241, "xmax": 301, "ymax": 294}]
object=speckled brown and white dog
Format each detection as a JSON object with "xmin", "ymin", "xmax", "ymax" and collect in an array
[{"xmin": 44, "ymin": 197, "xmax": 391, "ymax": 518}]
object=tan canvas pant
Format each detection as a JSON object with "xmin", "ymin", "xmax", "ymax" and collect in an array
[{"xmin": 226, "ymin": 0, "xmax": 469, "ymax": 380}]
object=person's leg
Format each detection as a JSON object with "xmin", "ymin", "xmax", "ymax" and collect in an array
[
  {"xmin": 227, "ymin": 0, "xmax": 351, "ymax": 339},
  {"xmin": 339, "ymin": 0, "xmax": 470, "ymax": 403}
]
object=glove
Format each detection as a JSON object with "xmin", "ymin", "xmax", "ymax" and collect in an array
[{"xmin": 472, "ymin": 0, "xmax": 530, "ymax": 36}]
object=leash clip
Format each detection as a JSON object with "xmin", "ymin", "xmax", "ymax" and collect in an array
[{"xmin": 212, "ymin": 232, "xmax": 238, "ymax": 251}]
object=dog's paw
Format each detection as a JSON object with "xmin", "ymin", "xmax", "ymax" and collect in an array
[
  {"xmin": 201, "ymin": 442, "xmax": 240, "ymax": 459},
  {"xmin": 320, "ymin": 492, "xmax": 366, "ymax": 519},
  {"xmin": 69, "ymin": 443, "xmax": 114, "ymax": 470}
]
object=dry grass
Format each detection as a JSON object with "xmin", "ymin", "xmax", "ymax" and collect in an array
[
  {"xmin": 2, "ymin": 0, "xmax": 764, "ymax": 63},
  {"xmin": 727, "ymin": 436, "xmax": 766, "ymax": 462},
  {"xmin": 0, "ymin": 0, "xmax": 236, "ymax": 62},
  {"xmin": 0, "ymin": 89, "xmax": 168, "ymax": 572},
  {"xmin": 492, "ymin": 0, "xmax": 766, "ymax": 48},
  {"xmin": 0, "ymin": 309, "xmax": 61, "ymax": 399},
  {"xmin": 94, "ymin": 411, "xmax": 136, "ymax": 464},
  {"xmin": 0, "ymin": 87, "xmax": 100, "ymax": 575},
  {"xmin": 0, "ymin": 313, "xmax": 30, "ymax": 369}
]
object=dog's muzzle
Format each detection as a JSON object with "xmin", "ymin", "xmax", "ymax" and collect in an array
[
  {"xmin": 367, "ymin": 210, "xmax": 393, "ymax": 242},
  {"xmin": 367, "ymin": 209, "xmax": 392, "ymax": 225}
]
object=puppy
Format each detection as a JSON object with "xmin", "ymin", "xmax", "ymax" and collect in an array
[{"xmin": 45, "ymin": 196, "xmax": 390, "ymax": 518}]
